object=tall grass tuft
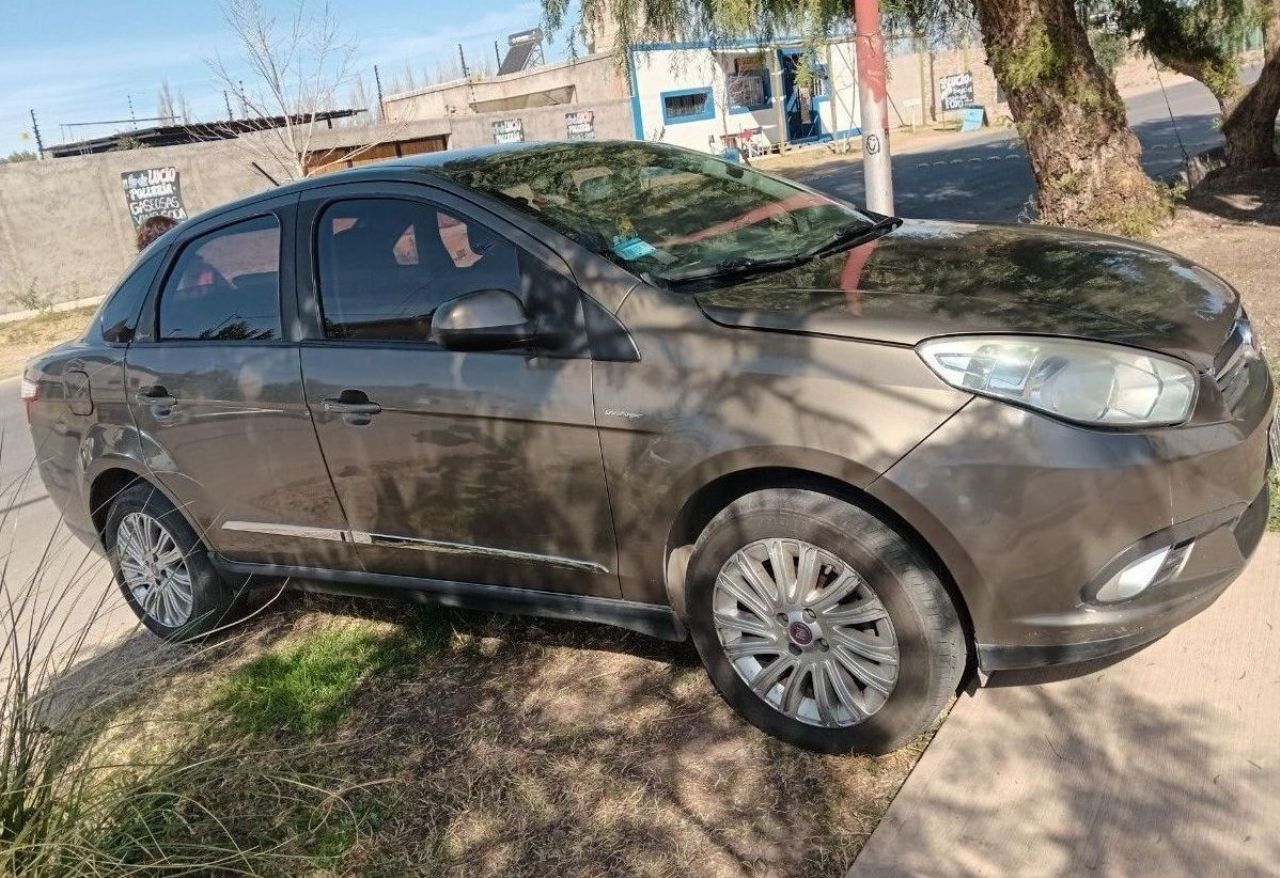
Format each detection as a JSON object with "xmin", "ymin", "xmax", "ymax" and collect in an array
[{"xmin": 0, "ymin": 446, "xmax": 356, "ymax": 876}]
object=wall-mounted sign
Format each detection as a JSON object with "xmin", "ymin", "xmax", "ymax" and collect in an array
[
  {"xmin": 121, "ymin": 166, "xmax": 187, "ymax": 230},
  {"xmin": 939, "ymin": 71, "xmax": 976, "ymax": 112},
  {"xmin": 492, "ymin": 118, "xmax": 525, "ymax": 145},
  {"xmin": 565, "ymin": 110, "xmax": 595, "ymax": 141}
]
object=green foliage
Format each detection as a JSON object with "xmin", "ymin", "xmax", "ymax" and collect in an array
[
  {"xmin": 1088, "ymin": 28, "xmax": 1129, "ymax": 76},
  {"xmin": 993, "ymin": 22, "xmax": 1064, "ymax": 89},
  {"xmin": 545, "ymin": 0, "xmax": 970, "ymax": 53},
  {"xmin": 8, "ymin": 279, "xmax": 54, "ymax": 313},
  {"xmin": 215, "ymin": 617, "xmax": 447, "ymax": 737},
  {"xmin": 1113, "ymin": 0, "xmax": 1249, "ymax": 101},
  {"xmin": 0, "ymin": 150, "xmax": 36, "ymax": 163}
]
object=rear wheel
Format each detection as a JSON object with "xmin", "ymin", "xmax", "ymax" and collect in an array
[
  {"xmin": 685, "ymin": 488, "xmax": 966, "ymax": 754},
  {"xmin": 105, "ymin": 482, "xmax": 248, "ymax": 641}
]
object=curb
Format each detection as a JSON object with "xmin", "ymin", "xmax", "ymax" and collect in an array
[{"xmin": 0, "ymin": 295, "xmax": 104, "ymax": 326}]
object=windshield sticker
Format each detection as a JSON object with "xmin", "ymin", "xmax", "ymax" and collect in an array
[{"xmin": 612, "ymin": 235, "xmax": 657, "ymax": 261}]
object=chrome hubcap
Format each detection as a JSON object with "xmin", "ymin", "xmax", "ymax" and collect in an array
[
  {"xmin": 116, "ymin": 512, "xmax": 193, "ymax": 628},
  {"xmin": 713, "ymin": 538, "xmax": 899, "ymax": 727}
]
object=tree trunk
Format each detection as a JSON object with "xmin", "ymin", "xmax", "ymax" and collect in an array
[
  {"xmin": 1221, "ymin": 3, "xmax": 1280, "ymax": 169},
  {"xmin": 973, "ymin": 0, "xmax": 1169, "ymax": 234}
]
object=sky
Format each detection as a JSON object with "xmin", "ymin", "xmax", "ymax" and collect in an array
[{"xmin": 0, "ymin": 0, "xmax": 576, "ymax": 157}]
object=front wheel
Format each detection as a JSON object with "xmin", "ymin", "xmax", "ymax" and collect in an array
[
  {"xmin": 685, "ymin": 489, "xmax": 966, "ymax": 754},
  {"xmin": 104, "ymin": 482, "xmax": 248, "ymax": 641}
]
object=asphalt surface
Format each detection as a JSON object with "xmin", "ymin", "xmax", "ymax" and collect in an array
[
  {"xmin": 799, "ymin": 76, "xmax": 1233, "ymax": 222},
  {"xmin": 0, "ymin": 375, "xmax": 134, "ymax": 653}
]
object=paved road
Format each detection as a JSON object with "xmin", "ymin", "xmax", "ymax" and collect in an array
[
  {"xmin": 798, "ymin": 76, "xmax": 1233, "ymax": 222},
  {"xmin": 850, "ymin": 534, "xmax": 1280, "ymax": 877},
  {"xmin": 0, "ymin": 376, "xmax": 133, "ymax": 653}
]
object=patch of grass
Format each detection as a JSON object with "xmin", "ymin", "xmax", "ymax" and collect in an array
[
  {"xmin": 214, "ymin": 614, "xmax": 448, "ymax": 737},
  {"xmin": 1268, "ymin": 467, "xmax": 1280, "ymax": 532}
]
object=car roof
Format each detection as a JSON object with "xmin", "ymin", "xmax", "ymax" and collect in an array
[{"xmin": 182, "ymin": 140, "xmax": 648, "ymax": 228}]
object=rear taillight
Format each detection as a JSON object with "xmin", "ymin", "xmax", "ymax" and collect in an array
[{"xmin": 20, "ymin": 373, "xmax": 39, "ymax": 423}]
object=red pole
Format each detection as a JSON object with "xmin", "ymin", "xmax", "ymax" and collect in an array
[{"xmin": 854, "ymin": 0, "xmax": 895, "ymax": 213}]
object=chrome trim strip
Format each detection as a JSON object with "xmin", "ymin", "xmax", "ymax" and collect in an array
[
  {"xmin": 221, "ymin": 521, "xmax": 609, "ymax": 574},
  {"xmin": 221, "ymin": 521, "xmax": 350, "ymax": 543}
]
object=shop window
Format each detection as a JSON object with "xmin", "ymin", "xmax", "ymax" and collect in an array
[{"xmin": 661, "ymin": 88, "xmax": 715, "ymax": 124}]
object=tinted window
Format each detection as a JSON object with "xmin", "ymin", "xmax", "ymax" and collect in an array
[
  {"xmin": 97, "ymin": 251, "xmax": 164, "ymax": 344},
  {"xmin": 438, "ymin": 142, "xmax": 872, "ymax": 284},
  {"xmin": 316, "ymin": 199, "xmax": 520, "ymax": 342},
  {"xmin": 158, "ymin": 215, "xmax": 281, "ymax": 341}
]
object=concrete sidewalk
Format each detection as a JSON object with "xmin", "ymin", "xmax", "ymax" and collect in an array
[{"xmin": 850, "ymin": 535, "xmax": 1280, "ymax": 878}]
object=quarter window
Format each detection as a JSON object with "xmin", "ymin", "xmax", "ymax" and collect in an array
[
  {"xmin": 315, "ymin": 199, "xmax": 520, "ymax": 343},
  {"xmin": 97, "ymin": 251, "xmax": 164, "ymax": 344},
  {"xmin": 158, "ymin": 215, "xmax": 281, "ymax": 341}
]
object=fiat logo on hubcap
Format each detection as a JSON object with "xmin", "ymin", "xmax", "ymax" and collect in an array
[{"xmin": 788, "ymin": 621, "xmax": 814, "ymax": 646}]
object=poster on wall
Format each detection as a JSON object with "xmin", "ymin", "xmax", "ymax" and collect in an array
[
  {"xmin": 939, "ymin": 72, "xmax": 976, "ymax": 112},
  {"xmin": 565, "ymin": 110, "xmax": 595, "ymax": 141},
  {"xmin": 493, "ymin": 118, "xmax": 525, "ymax": 144},
  {"xmin": 121, "ymin": 167, "xmax": 187, "ymax": 230}
]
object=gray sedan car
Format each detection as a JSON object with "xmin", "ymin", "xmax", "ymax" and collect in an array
[{"xmin": 25, "ymin": 141, "xmax": 1273, "ymax": 753}]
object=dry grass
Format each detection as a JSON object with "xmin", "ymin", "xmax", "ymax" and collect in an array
[
  {"xmin": 0, "ymin": 308, "xmax": 95, "ymax": 378},
  {"xmin": 82, "ymin": 594, "xmax": 936, "ymax": 878}
]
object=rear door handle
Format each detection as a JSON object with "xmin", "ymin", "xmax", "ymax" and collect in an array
[{"xmin": 135, "ymin": 386, "xmax": 177, "ymax": 410}]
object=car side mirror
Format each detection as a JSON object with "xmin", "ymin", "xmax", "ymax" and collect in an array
[{"xmin": 432, "ymin": 289, "xmax": 536, "ymax": 352}]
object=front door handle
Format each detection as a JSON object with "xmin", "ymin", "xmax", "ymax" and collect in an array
[{"xmin": 323, "ymin": 391, "xmax": 382, "ymax": 425}]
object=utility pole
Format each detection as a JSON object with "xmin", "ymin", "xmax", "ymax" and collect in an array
[
  {"xmin": 854, "ymin": 0, "xmax": 894, "ymax": 214},
  {"xmin": 127, "ymin": 94, "xmax": 138, "ymax": 128},
  {"xmin": 458, "ymin": 44, "xmax": 470, "ymax": 79},
  {"xmin": 495, "ymin": 40, "xmax": 502, "ymax": 67},
  {"xmin": 224, "ymin": 90, "xmax": 235, "ymax": 121},
  {"xmin": 29, "ymin": 109, "xmax": 45, "ymax": 159},
  {"xmin": 373, "ymin": 65, "xmax": 386, "ymax": 123}
]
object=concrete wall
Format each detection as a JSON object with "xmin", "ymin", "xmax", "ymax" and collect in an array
[
  {"xmin": 383, "ymin": 52, "xmax": 630, "ymax": 122},
  {"xmin": 447, "ymin": 98, "xmax": 636, "ymax": 146},
  {"xmin": 885, "ymin": 43, "xmax": 1011, "ymax": 127},
  {"xmin": 0, "ymin": 140, "xmax": 271, "ymax": 314}
]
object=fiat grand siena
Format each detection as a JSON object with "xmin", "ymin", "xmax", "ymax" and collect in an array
[{"xmin": 26, "ymin": 141, "xmax": 1272, "ymax": 753}]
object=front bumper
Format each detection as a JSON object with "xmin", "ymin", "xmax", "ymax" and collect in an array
[
  {"xmin": 977, "ymin": 480, "xmax": 1267, "ymax": 670},
  {"xmin": 868, "ymin": 355, "xmax": 1273, "ymax": 673}
]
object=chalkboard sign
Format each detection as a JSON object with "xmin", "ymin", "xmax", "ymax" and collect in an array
[
  {"xmin": 492, "ymin": 118, "xmax": 525, "ymax": 145},
  {"xmin": 939, "ymin": 72, "xmax": 976, "ymax": 112},
  {"xmin": 566, "ymin": 110, "xmax": 595, "ymax": 141},
  {"xmin": 121, "ymin": 167, "xmax": 187, "ymax": 230}
]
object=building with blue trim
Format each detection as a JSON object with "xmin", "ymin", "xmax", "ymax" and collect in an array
[{"xmin": 628, "ymin": 36, "xmax": 862, "ymax": 154}]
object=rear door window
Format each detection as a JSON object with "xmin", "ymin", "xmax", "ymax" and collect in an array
[{"xmin": 158, "ymin": 215, "xmax": 281, "ymax": 341}]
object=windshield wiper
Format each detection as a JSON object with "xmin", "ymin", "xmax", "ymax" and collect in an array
[
  {"xmin": 801, "ymin": 216, "xmax": 903, "ymax": 260},
  {"xmin": 663, "ymin": 253, "xmax": 809, "ymax": 286}
]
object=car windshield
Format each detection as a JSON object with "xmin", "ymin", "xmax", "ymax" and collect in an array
[{"xmin": 434, "ymin": 142, "xmax": 877, "ymax": 284}]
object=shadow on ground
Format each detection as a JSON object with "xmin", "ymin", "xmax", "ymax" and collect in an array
[
  {"xmin": 40, "ymin": 590, "xmax": 932, "ymax": 878},
  {"xmin": 855, "ymin": 680, "xmax": 1280, "ymax": 877}
]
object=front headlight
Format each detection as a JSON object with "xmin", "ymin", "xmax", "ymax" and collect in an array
[{"xmin": 917, "ymin": 336, "xmax": 1198, "ymax": 427}]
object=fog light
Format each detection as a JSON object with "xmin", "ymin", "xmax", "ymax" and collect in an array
[{"xmin": 1094, "ymin": 542, "xmax": 1192, "ymax": 603}]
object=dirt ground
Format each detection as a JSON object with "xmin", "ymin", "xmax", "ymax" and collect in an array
[
  {"xmin": 64, "ymin": 596, "xmax": 936, "ymax": 878},
  {"xmin": 0, "ymin": 306, "xmax": 94, "ymax": 377},
  {"xmin": 1153, "ymin": 168, "xmax": 1280, "ymax": 353}
]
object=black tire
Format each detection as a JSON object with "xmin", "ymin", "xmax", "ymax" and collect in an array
[
  {"xmin": 685, "ymin": 488, "xmax": 966, "ymax": 754},
  {"xmin": 104, "ymin": 482, "xmax": 249, "ymax": 641}
]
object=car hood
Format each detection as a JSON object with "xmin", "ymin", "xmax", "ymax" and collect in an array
[{"xmin": 694, "ymin": 219, "xmax": 1239, "ymax": 370}]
